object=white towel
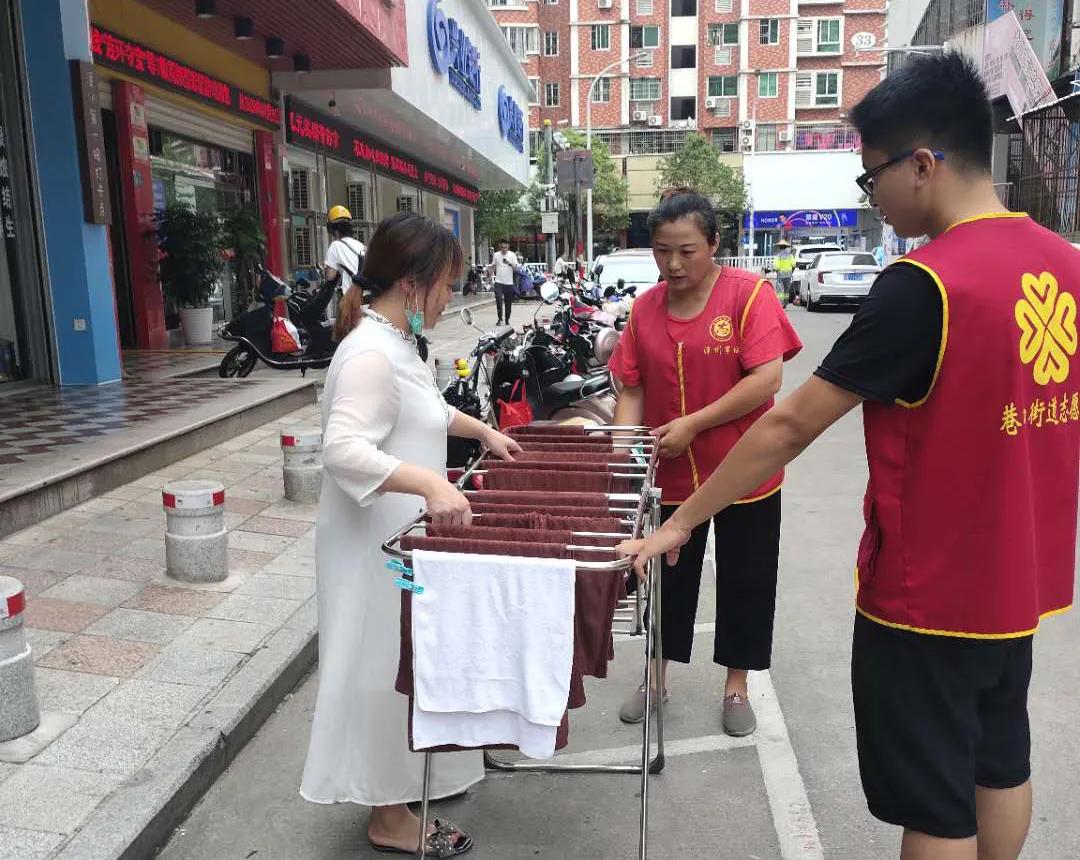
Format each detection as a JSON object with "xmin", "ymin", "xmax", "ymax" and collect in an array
[{"xmin": 410, "ymin": 550, "xmax": 576, "ymax": 759}]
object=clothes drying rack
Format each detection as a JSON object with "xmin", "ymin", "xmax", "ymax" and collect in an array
[{"xmin": 382, "ymin": 425, "xmax": 666, "ymax": 859}]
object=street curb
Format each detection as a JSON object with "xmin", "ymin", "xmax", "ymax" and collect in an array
[{"xmin": 54, "ymin": 619, "xmax": 318, "ymax": 860}]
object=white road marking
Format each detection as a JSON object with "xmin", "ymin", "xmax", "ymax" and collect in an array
[{"xmin": 537, "ymin": 732, "xmax": 755, "ymax": 768}]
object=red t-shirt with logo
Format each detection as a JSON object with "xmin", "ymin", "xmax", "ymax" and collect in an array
[{"xmin": 609, "ymin": 268, "xmax": 802, "ymax": 503}]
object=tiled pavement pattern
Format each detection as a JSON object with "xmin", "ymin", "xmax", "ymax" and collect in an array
[
  {"xmin": 121, "ymin": 349, "xmax": 227, "ymax": 381},
  {"xmin": 0, "ymin": 379, "xmax": 263, "ymax": 465},
  {"xmin": 0, "ymin": 404, "xmax": 319, "ymax": 858}
]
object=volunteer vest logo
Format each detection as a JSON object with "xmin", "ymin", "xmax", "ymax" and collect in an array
[
  {"xmin": 710, "ymin": 316, "xmax": 733, "ymax": 342},
  {"xmin": 1015, "ymin": 271, "xmax": 1078, "ymax": 385}
]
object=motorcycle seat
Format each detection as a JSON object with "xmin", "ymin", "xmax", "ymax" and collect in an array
[{"xmin": 545, "ymin": 374, "xmax": 609, "ymax": 403}]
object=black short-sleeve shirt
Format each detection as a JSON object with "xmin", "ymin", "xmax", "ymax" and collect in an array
[{"xmin": 815, "ymin": 263, "xmax": 943, "ymax": 405}]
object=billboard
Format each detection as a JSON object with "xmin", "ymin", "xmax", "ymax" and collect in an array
[
  {"xmin": 985, "ymin": 0, "xmax": 1066, "ymax": 80},
  {"xmin": 743, "ymin": 209, "xmax": 860, "ymax": 230}
]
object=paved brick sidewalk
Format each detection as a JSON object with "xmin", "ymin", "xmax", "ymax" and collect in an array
[{"xmin": 0, "ymin": 402, "xmax": 321, "ymax": 860}]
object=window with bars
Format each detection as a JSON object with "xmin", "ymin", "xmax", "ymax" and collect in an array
[
  {"xmin": 544, "ymin": 82, "xmax": 560, "ymax": 106},
  {"xmin": 636, "ymin": 0, "xmax": 653, "ymax": 13},
  {"xmin": 631, "ymin": 25, "xmax": 660, "ymax": 49},
  {"xmin": 756, "ymin": 124, "xmax": 779, "ymax": 152},
  {"xmin": 592, "ymin": 77, "xmax": 612, "ymax": 103},
  {"xmin": 758, "ymin": 72, "xmax": 778, "ymax": 98},
  {"xmin": 592, "ymin": 24, "xmax": 611, "ymax": 51},
  {"xmin": 290, "ymin": 170, "xmax": 311, "ymax": 211},
  {"xmin": 714, "ymin": 46, "xmax": 732, "ymax": 65},
  {"xmin": 796, "ymin": 18, "xmax": 841, "ymax": 54},
  {"xmin": 592, "ymin": 128, "xmax": 691, "ymax": 155},
  {"xmin": 795, "ymin": 71, "xmax": 840, "ymax": 108},
  {"xmin": 293, "ymin": 226, "xmax": 314, "ymax": 267},
  {"xmin": 347, "ymin": 183, "xmax": 367, "ymax": 221},
  {"xmin": 708, "ymin": 75, "xmax": 738, "ymax": 98},
  {"xmin": 759, "ymin": 18, "xmax": 779, "ymax": 45},
  {"xmin": 528, "ymin": 77, "xmax": 541, "ymax": 105},
  {"xmin": 630, "ymin": 77, "xmax": 661, "ymax": 101},
  {"xmin": 710, "ymin": 99, "xmax": 733, "ymax": 118},
  {"xmin": 544, "ymin": 31, "xmax": 559, "ymax": 56},
  {"xmin": 502, "ymin": 26, "xmax": 540, "ymax": 59},
  {"xmin": 712, "ymin": 128, "xmax": 736, "ymax": 152},
  {"xmin": 708, "ymin": 23, "xmax": 739, "ymax": 46},
  {"xmin": 396, "ymin": 196, "xmax": 415, "ymax": 213},
  {"xmin": 714, "ymin": 0, "xmax": 732, "ymax": 11}
]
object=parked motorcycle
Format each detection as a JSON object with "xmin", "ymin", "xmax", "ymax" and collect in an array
[{"xmin": 217, "ymin": 267, "xmax": 337, "ymax": 377}]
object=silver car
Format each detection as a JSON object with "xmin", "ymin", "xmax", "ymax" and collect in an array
[{"xmin": 800, "ymin": 251, "xmax": 881, "ymax": 311}]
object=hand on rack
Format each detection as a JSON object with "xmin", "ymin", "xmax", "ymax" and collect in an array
[
  {"xmin": 425, "ymin": 478, "xmax": 473, "ymax": 526},
  {"xmin": 617, "ymin": 521, "xmax": 693, "ymax": 582},
  {"xmin": 483, "ymin": 428, "xmax": 523, "ymax": 461},
  {"xmin": 652, "ymin": 416, "xmax": 697, "ymax": 459}
]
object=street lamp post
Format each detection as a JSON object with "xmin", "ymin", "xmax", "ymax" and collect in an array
[{"xmin": 586, "ymin": 50, "xmax": 650, "ymax": 279}]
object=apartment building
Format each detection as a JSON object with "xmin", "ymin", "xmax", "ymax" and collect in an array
[{"xmin": 491, "ymin": 0, "xmax": 886, "ymax": 248}]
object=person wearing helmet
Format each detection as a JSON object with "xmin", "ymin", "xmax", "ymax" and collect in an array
[
  {"xmin": 324, "ymin": 205, "xmax": 366, "ymax": 292},
  {"xmin": 773, "ymin": 240, "xmax": 797, "ymax": 305}
]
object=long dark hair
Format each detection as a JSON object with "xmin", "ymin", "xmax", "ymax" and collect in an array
[{"xmin": 334, "ymin": 212, "xmax": 464, "ymax": 341}]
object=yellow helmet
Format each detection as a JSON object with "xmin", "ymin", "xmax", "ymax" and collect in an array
[{"xmin": 327, "ymin": 205, "xmax": 352, "ymax": 223}]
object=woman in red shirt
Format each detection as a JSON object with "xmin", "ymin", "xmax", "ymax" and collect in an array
[{"xmin": 609, "ymin": 188, "xmax": 801, "ymax": 736}]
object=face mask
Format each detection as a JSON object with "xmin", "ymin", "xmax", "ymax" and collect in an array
[{"xmin": 406, "ymin": 288, "xmax": 424, "ymax": 336}]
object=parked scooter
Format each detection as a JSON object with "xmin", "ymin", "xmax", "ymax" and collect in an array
[{"xmin": 217, "ymin": 267, "xmax": 337, "ymax": 377}]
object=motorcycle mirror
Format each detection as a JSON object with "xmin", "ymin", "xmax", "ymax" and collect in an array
[
  {"xmin": 460, "ymin": 307, "xmax": 474, "ymax": 327},
  {"xmin": 539, "ymin": 282, "xmax": 560, "ymax": 304},
  {"xmin": 592, "ymin": 263, "xmax": 604, "ymax": 277}
]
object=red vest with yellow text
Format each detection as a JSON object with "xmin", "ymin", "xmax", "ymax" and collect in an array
[
  {"xmin": 857, "ymin": 213, "xmax": 1080, "ymax": 638},
  {"xmin": 631, "ymin": 269, "xmax": 788, "ymax": 504}
]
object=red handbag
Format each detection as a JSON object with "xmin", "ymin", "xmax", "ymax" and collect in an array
[{"xmin": 497, "ymin": 380, "xmax": 534, "ymax": 430}]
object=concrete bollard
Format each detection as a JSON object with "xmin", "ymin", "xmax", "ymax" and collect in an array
[
  {"xmin": 0, "ymin": 576, "xmax": 40, "ymax": 743},
  {"xmin": 281, "ymin": 429, "xmax": 323, "ymax": 504},
  {"xmin": 163, "ymin": 480, "xmax": 228, "ymax": 583}
]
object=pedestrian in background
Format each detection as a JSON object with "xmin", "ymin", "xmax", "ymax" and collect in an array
[
  {"xmin": 607, "ymin": 187, "xmax": 802, "ymax": 737},
  {"xmin": 489, "ymin": 240, "xmax": 519, "ymax": 326},
  {"xmin": 323, "ymin": 205, "xmax": 365, "ymax": 292},
  {"xmin": 620, "ymin": 53, "xmax": 1080, "ymax": 860},
  {"xmin": 301, "ymin": 211, "xmax": 521, "ymax": 857}
]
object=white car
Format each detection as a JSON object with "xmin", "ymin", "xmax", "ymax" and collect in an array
[
  {"xmin": 792, "ymin": 243, "xmax": 842, "ymax": 296},
  {"xmin": 800, "ymin": 251, "xmax": 881, "ymax": 311},
  {"xmin": 592, "ymin": 250, "xmax": 662, "ymax": 296}
]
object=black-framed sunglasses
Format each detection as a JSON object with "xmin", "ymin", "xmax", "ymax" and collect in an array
[{"xmin": 856, "ymin": 149, "xmax": 945, "ymax": 197}]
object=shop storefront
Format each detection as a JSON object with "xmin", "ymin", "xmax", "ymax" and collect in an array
[{"xmin": 88, "ymin": 3, "xmax": 282, "ymax": 347}]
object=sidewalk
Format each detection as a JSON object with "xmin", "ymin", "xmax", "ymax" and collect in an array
[{"xmin": 0, "ymin": 403, "xmax": 321, "ymax": 860}]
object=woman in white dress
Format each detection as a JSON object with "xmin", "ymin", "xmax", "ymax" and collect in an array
[{"xmin": 301, "ymin": 212, "xmax": 521, "ymax": 856}]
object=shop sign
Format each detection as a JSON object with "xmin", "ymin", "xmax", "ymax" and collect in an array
[
  {"xmin": 0, "ymin": 121, "xmax": 14, "ymax": 241},
  {"xmin": 427, "ymin": 0, "xmax": 482, "ymax": 110},
  {"xmin": 986, "ymin": 1, "xmax": 1065, "ymax": 79},
  {"xmin": 70, "ymin": 61, "xmax": 112, "ymax": 225},
  {"xmin": 90, "ymin": 26, "xmax": 281, "ymax": 129},
  {"xmin": 285, "ymin": 100, "xmax": 480, "ymax": 205},
  {"xmin": 983, "ymin": 10, "xmax": 1055, "ymax": 117},
  {"xmin": 743, "ymin": 209, "xmax": 859, "ymax": 230},
  {"xmin": 497, "ymin": 86, "xmax": 524, "ymax": 153}
]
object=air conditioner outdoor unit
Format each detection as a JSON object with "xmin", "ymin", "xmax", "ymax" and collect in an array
[
  {"xmin": 741, "ymin": 135, "xmax": 753, "ymax": 150},
  {"xmin": 598, "ymin": 0, "xmax": 613, "ymax": 8},
  {"xmin": 778, "ymin": 129, "xmax": 792, "ymax": 142},
  {"xmin": 633, "ymin": 110, "xmax": 648, "ymax": 121},
  {"xmin": 704, "ymin": 97, "xmax": 719, "ymax": 109},
  {"xmin": 740, "ymin": 119, "xmax": 753, "ymax": 131},
  {"xmin": 648, "ymin": 115, "xmax": 663, "ymax": 126}
]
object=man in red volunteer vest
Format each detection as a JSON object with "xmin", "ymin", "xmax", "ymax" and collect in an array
[{"xmin": 620, "ymin": 52, "xmax": 1079, "ymax": 859}]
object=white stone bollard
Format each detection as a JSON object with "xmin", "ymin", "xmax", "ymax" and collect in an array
[
  {"xmin": 281, "ymin": 429, "xmax": 323, "ymax": 504},
  {"xmin": 0, "ymin": 576, "xmax": 40, "ymax": 743},
  {"xmin": 163, "ymin": 480, "xmax": 228, "ymax": 583}
]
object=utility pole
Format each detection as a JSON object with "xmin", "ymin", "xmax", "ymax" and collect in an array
[{"xmin": 544, "ymin": 120, "xmax": 556, "ymax": 270}]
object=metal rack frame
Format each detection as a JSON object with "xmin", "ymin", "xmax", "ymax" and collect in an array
[{"xmin": 381, "ymin": 426, "xmax": 666, "ymax": 859}]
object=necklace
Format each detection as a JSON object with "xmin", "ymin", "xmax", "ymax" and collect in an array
[{"xmin": 362, "ymin": 307, "xmax": 414, "ymax": 343}]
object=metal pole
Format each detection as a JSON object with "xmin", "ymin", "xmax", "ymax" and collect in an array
[
  {"xmin": 747, "ymin": 85, "xmax": 757, "ymax": 262},
  {"xmin": 544, "ymin": 120, "xmax": 556, "ymax": 271},
  {"xmin": 417, "ymin": 752, "xmax": 433, "ymax": 860}
]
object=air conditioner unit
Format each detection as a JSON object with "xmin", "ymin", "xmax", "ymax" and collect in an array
[
  {"xmin": 740, "ymin": 119, "xmax": 753, "ymax": 131},
  {"xmin": 741, "ymin": 135, "xmax": 753, "ymax": 150},
  {"xmin": 648, "ymin": 115, "xmax": 663, "ymax": 127},
  {"xmin": 598, "ymin": 0, "xmax": 613, "ymax": 8},
  {"xmin": 777, "ymin": 129, "xmax": 792, "ymax": 142},
  {"xmin": 632, "ymin": 110, "xmax": 648, "ymax": 121},
  {"xmin": 704, "ymin": 97, "xmax": 719, "ymax": 110}
]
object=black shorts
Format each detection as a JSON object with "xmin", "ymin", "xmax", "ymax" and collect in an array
[{"xmin": 852, "ymin": 613, "xmax": 1033, "ymax": 839}]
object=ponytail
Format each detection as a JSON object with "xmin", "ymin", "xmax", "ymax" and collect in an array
[{"xmin": 333, "ymin": 284, "xmax": 366, "ymax": 342}]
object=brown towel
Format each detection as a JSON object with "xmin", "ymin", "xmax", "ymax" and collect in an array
[
  {"xmin": 400, "ymin": 534, "xmax": 617, "ymax": 562},
  {"xmin": 507, "ymin": 424, "xmax": 586, "ymax": 437},
  {"xmin": 466, "ymin": 490, "xmax": 611, "ymax": 508},
  {"xmin": 426, "ymin": 523, "xmax": 623, "ymax": 549},
  {"xmin": 482, "ymin": 459, "xmax": 618, "ymax": 473},
  {"xmin": 485, "ymin": 469, "xmax": 615, "ymax": 493},
  {"xmin": 507, "ymin": 434, "xmax": 614, "ymax": 446},
  {"xmin": 469, "ymin": 501, "xmax": 612, "ymax": 516},
  {"xmin": 516, "ymin": 442, "xmax": 614, "ymax": 454}
]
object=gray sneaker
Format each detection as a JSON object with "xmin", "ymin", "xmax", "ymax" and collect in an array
[
  {"xmin": 722, "ymin": 693, "xmax": 757, "ymax": 737},
  {"xmin": 618, "ymin": 684, "xmax": 669, "ymax": 724}
]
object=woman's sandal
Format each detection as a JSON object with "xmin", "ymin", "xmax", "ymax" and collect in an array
[{"xmin": 370, "ymin": 819, "xmax": 474, "ymax": 857}]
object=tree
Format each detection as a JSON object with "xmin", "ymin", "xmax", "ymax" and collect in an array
[
  {"xmin": 221, "ymin": 206, "xmax": 266, "ymax": 314},
  {"xmin": 655, "ymin": 133, "xmax": 748, "ymax": 213},
  {"xmin": 475, "ymin": 189, "xmax": 526, "ymax": 245}
]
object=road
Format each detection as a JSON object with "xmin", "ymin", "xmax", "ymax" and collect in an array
[{"xmin": 159, "ymin": 303, "xmax": 1080, "ymax": 860}]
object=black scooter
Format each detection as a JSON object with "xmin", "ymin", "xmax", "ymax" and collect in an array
[{"xmin": 218, "ymin": 268, "xmax": 338, "ymax": 377}]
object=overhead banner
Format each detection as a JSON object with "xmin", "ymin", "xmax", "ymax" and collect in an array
[
  {"xmin": 983, "ymin": 10, "xmax": 1056, "ymax": 118},
  {"xmin": 743, "ymin": 209, "xmax": 859, "ymax": 230},
  {"xmin": 985, "ymin": 0, "xmax": 1065, "ymax": 80}
]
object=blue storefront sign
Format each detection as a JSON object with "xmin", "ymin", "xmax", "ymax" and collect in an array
[
  {"xmin": 743, "ymin": 209, "xmax": 859, "ymax": 230},
  {"xmin": 427, "ymin": 0, "xmax": 482, "ymax": 110},
  {"xmin": 497, "ymin": 86, "xmax": 524, "ymax": 153}
]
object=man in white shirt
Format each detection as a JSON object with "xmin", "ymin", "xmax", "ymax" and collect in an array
[
  {"xmin": 489, "ymin": 241, "xmax": 519, "ymax": 325},
  {"xmin": 323, "ymin": 205, "xmax": 366, "ymax": 294}
]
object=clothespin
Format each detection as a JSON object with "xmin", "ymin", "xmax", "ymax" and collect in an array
[{"xmin": 386, "ymin": 558, "xmax": 424, "ymax": 594}]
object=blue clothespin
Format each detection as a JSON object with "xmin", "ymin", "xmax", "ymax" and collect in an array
[{"xmin": 386, "ymin": 558, "xmax": 424, "ymax": 594}]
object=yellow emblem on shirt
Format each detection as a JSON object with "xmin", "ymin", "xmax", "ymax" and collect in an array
[
  {"xmin": 1015, "ymin": 271, "xmax": 1078, "ymax": 385},
  {"xmin": 710, "ymin": 315, "xmax": 733, "ymax": 343}
]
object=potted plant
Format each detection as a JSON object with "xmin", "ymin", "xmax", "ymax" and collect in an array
[
  {"xmin": 221, "ymin": 205, "xmax": 266, "ymax": 314},
  {"xmin": 156, "ymin": 203, "xmax": 223, "ymax": 345}
]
